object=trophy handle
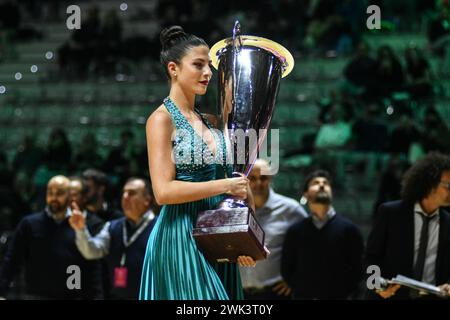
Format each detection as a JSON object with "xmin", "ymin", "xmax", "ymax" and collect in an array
[
  {"xmin": 231, "ymin": 20, "xmax": 242, "ymax": 130},
  {"xmin": 231, "ymin": 171, "xmax": 245, "ymax": 178},
  {"xmin": 217, "ymin": 197, "xmax": 250, "ymax": 211},
  {"xmin": 232, "ymin": 21, "xmax": 242, "ymax": 52},
  {"xmin": 209, "ymin": 170, "xmax": 251, "ymax": 212}
]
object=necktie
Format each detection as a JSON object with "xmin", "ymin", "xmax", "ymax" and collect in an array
[{"xmin": 413, "ymin": 213, "xmax": 436, "ymax": 281}]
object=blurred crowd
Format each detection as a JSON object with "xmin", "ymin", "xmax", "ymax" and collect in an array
[
  {"xmin": 0, "ymin": 0, "xmax": 44, "ymax": 63},
  {"xmin": 280, "ymin": 1, "xmax": 450, "ymax": 210},
  {"xmin": 1, "ymin": 154, "xmax": 449, "ymax": 300},
  {"xmin": 0, "ymin": 128, "xmax": 149, "ymax": 232},
  {"xmin": 3, "ymin": 0, "xmax": 450, "ymax": 80},
  {"xmin": 0, "ymin": 173, "xmax": 158, "ymax": 299},
  {"xmin": 1, "ymin": 0, "xmax": 449, "ymax": 219},
  {"xmin": 1, "ymin": 0, "xmax": 450, "ymax": 300}
]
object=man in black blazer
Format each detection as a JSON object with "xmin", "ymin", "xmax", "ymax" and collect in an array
[{"xmin": 366, "ymin": 152, "xmax": 450, "ymax": 299}]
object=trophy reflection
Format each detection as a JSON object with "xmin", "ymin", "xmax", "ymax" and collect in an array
[{"xmin": 193, "ymin": 21, "xmax": 294, "ymax": 263}]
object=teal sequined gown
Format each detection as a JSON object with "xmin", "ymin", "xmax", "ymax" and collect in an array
[{"xmin": 139, "ymin": 97, "xmax": 243, "ymax": 300}]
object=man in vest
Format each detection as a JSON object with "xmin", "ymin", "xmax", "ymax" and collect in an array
[{"xmin": 69, "ymin": 177, "xmax": 157, "ymax": 299}]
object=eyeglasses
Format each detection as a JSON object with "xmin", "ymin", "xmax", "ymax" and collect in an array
[{"xmin": 440, "ymin": 181, "xmax": 450, "ymax": 190}]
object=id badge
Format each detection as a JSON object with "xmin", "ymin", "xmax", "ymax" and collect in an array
[{"xmin": 114, "ymin": 267, "xmax": 128, "ymax": 288}]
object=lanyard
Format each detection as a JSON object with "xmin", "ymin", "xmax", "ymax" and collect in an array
[{"xmin": 120, "ymin": 211, "xmax": 153, "ymax": 266}]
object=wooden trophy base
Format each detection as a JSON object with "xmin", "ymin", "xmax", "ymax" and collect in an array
[{"xmin": 193, "ymin": 206, "xmax": 266, "ymax": 263}]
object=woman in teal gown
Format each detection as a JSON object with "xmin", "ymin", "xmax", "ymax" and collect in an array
[{"xmin": 139, "ymin": 26, "xmax": 256, "ymax": 300}]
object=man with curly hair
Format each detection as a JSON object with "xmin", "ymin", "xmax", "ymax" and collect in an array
[{"xmin": 366, "ymin": 152, "xmax": 450, "ymax": 299}]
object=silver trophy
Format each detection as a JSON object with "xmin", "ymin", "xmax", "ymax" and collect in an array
[{"xmin": 193, "ymin": 22, "xmax": 294, "ymax": 263}]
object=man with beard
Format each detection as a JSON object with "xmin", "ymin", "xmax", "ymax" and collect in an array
[
  {"xmin": 281, "ymin": 170, "xmax": 364, "ymax": 299},
  {"xmin": 82, "ymin": 169, "xmax": 122, "ymax": 222},
  {"xmin": 0, "ymin": 175, "xmax": 103, "ymax": 299},
  {"xmin": 366, "ymin": 152, "xmax": 450, "ymax": 299},
  {"xmin": 240, "ymin": 159, "xmax": 307, "ymax": 300}
]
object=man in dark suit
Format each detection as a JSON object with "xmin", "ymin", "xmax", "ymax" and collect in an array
[
  {"xmin": 366, "ymin": 152, "xmax": 450, "ymax": 299},
  {"xmin": 0, "ymin": 175, "xmax": 103, "ymax": 299}
]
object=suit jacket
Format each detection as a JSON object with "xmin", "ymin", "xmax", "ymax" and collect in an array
[{"xmin": 366, "ymin": 200, "xmax": 450, "ymax": 299}]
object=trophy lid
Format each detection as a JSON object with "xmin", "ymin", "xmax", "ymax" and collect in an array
[{"xmin": 210, "ymin": 35, "xmax": 295, "ymax": 78}]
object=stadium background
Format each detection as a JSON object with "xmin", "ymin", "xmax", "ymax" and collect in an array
[{"xmin": 0, "ymin": 0, "xmax": 449, "ymax": 281}]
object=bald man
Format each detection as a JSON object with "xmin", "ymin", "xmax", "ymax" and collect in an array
[
  {"xmin": 239, "ymin": 159, "xmax": 308, "ymax": 300},
  {"xmin": 0, "ymin": 175, "xmax": 103, "ymax": 299}
]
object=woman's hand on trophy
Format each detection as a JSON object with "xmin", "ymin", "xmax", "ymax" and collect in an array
[
  {"xmin": 237, "ymin": 255, "xmax": 256, "ymax": 267},
  {"xmin": 225, "ymin": 176, "xmax": 248, "ymax": 200}
]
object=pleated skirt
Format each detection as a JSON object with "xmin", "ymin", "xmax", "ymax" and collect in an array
[{"xmin": 139, "ymin": 195, "xmax": 243, "ymax": 300}]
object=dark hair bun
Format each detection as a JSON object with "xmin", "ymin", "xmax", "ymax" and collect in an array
[{"xmin": 160, "ymin": 26, "xmax": 187, "ymax": 50}]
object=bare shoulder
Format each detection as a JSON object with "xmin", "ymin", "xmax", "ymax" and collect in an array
[
  {"xmin": 202, "ymin": 113, "xmax": 219, "ymax": 128},
  {"xmin": 146, "ymin": 104, "xmax": 173, "ymax": 131}
]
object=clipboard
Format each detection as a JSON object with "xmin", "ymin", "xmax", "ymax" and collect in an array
[{"xmin": 387, "ymin": 275, "xmax": 448, "ymax": 298}]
